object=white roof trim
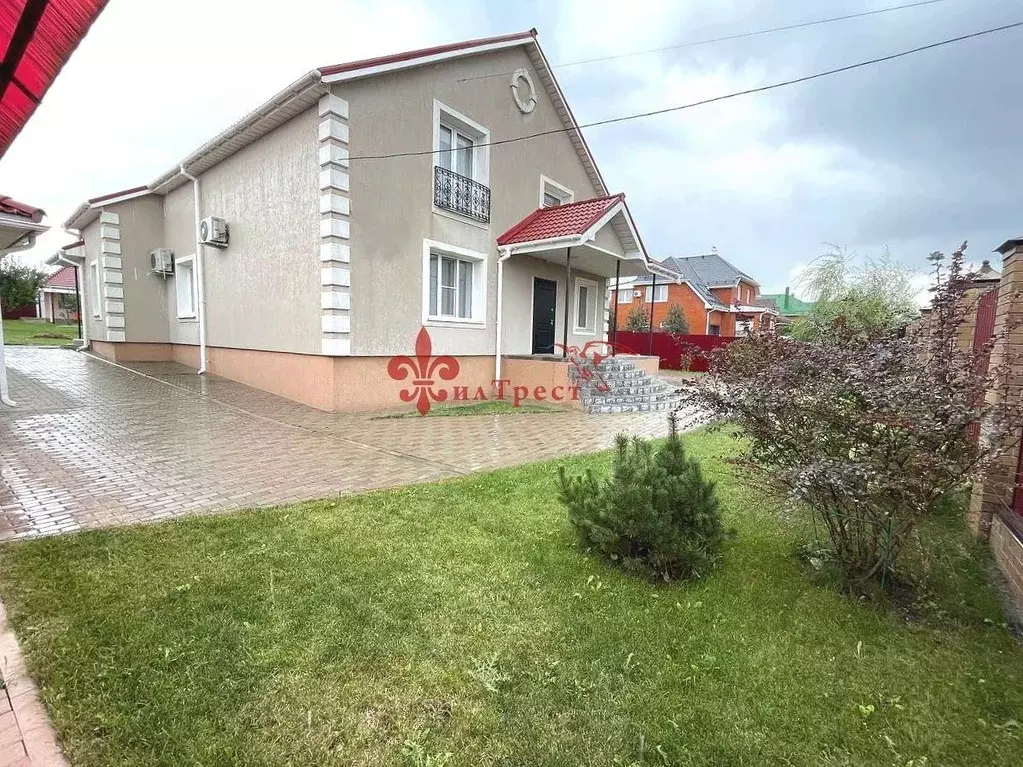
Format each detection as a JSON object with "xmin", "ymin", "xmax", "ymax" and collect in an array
[
  {"xmin": 322, "ymin": 39, "xmax": 527, "ymax": 82},
  {"xmin": 0, "ymin": 213, "xmax": 48, "ymax": 233}
]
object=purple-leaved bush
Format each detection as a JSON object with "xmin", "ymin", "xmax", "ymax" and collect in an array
[{"xmin": 677, "ymin": 243, "xmax": 1022, "ymax": 584}]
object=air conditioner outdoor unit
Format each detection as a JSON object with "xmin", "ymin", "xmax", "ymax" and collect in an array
[
  {"xmin": 199, "ymin": 216, "xmax": 229, "ymax": 248},
  {"xmin": 633, "ymin": 290, "xmax": 643, "ymax": 297},
  {"xmin": 150, "ymin": 248, "xmax": 174, "ymax": 275}
]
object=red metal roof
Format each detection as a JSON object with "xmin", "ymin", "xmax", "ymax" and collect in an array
[
  {"xmin": 43, "ymin": 264, "xmax": 75, "ymax": 289},
  {"xmin": 0, "ymin": 0, "xmax": 109, "ymax": 158},
  {"xmin": 0, "ymin": 193, "xmax": 43, "ymax": 220},
  {"xmin": 497, "ymin": 194, "xmax": 624, "ymax": 246},
  {"xmin": 319, "ymin": 29, "xmax": 535, "ymax": 77}
]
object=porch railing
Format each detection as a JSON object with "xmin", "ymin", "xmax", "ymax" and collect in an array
[{"xmin": 433, "ymin": 166, "xmax": 490, "ymax": 223}]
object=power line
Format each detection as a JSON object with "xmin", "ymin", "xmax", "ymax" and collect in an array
[
  {"xmin": 350, "ymin": 20, "xmax": 1022, "ymax": 163},
  {"xmin": 458, "ymin": 0, "xmax": 956, "ymax": 83}
]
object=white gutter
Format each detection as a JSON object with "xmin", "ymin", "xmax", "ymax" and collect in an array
[
  {"xmin": 495, "ymin": 248, "xmax": 512, "ymax": 381},
  {"xmin": 180, "ymin": 166, "xmax": 208, "ymax": 374},
  {"xmin": 0, "ymin": 294, "xmax": 12, "ymax": 407}
]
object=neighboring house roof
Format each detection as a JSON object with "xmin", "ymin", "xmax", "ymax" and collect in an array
[
  {"xmin": 973, "ymin": 259, "xmax": 1000, "ymax": 283},
  {"xmin": 497, "ymin": 194, "xmax": 623, "ymax": 245},
  {"xmin": 633, "ymin": 253, "xmax": 759, "ymax": 309},
  {"xmin": 1, "ymin": 0, "xmax": 110, "ymax": 158},
  {"xmin": 42, "ymin": 265, "xmax": 76, "ymax": 290},
  {"xmin": 0, "ymin": 194, "xmax": 45, "ymax": 221},
  {"xmin": 759, "ymin": 291, "xmax": 815, "ymax": 316},
  {"xmin": 69, "ymin": 29, "xmax": 607, "ymax": 230}
]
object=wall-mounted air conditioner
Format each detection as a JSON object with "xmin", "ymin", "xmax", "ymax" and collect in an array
[
  {"xmin": 150, "ymin": 248, "xmax": 174, "ymax": 275},
  {"xmin": 199, "ymin": 216, "xmax": 229, "ymax": 248}
]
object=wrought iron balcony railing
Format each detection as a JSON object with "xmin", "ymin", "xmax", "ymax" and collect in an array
[{"xmin": 433, "ymin": 165, "xmax": 491, "ymax": 223}]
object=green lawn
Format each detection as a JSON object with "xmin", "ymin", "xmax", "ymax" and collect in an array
[
  {"xmin": 380, "ymin": 400, "xmax": 565, "ymax": 418},
  {"xmin": 2, "ymin": 319, "xmax": 78, "ymax": 346},
  {"xmin": 0, "ymin": 430, "xmax": 1020, "ymax": 766}
]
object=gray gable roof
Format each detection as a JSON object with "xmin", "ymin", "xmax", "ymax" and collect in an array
[{"xmin": 631, "ymin": 253, "xmax": 758, "ymax": 308}]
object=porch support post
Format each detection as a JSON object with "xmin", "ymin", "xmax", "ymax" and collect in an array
[
  {"xmin": 495, "ymin": 249, "xmax": 511, "ymax": 381},
  {"xmin": 647, "ymin": 271, "xmax": 657, "ymax": 355},
  {"xmin": 562, "ymin": 247, "xmax": 572, "ymax": 357},
  {"xmin": 612, "ymin": 259, "xmax": 621, "ymax": 354}
]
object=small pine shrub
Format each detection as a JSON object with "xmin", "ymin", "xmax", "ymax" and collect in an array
[
  {"xmin": 624, "ymin": 305, "xmax": 650, "ymax": 331},
  {"xmin": 557, "ymin": 415, "xmax": 725, "ymax": 581}
]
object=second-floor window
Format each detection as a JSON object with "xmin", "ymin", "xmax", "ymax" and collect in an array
[
  {"xmin": 439, "ymin": 124, "xmax": 474, "ymax": 178},
  {"xmin": 617, "ymin": 288, "xmax": 632, "ymax": 304},
  {"xmin": 645, "ymin": 284, "xmax": 668, "ymax": 303},
  {"xmin": 433, "ymin": 101, "xmax": 490, "ymax": 223}
]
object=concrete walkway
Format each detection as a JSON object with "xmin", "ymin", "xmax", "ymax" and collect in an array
[{"xmin": 0, "ymin": 347, "xmax": 682, "ymax": 540}]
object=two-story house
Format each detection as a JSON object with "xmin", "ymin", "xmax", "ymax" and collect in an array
[
  {"xmin": 57, "ymin": 30, "xmax": 670, "ymax": 412},
  {"xmin": 613, "ymin": 254, "xmax": 773, "ymax": 336}
]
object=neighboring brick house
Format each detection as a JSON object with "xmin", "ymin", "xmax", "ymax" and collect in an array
[
  {"xmin": 56, "ymin": 30, "xmax": 670, "ymax": 413},
  {"xmin": 612, "ymin": 254, "xmax": 772, "ymax": 336}
]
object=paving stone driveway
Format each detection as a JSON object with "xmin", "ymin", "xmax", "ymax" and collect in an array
[{"xmin": 0, "ymin": 348, "xmax": 680, "ymax": 540}]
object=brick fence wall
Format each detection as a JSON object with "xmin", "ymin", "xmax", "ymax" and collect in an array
[{"xmin": 968, "ymin": 238, "xmax": 1023, "ymax": 618}]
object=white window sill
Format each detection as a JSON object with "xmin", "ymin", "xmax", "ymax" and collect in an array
[
  {"xmin": 574, "ymin": 328, "xmax": 597, "ymax": 336},
  {"xmin": 426, "ymin": 316, "xmax": 486, "ymax": 330}
]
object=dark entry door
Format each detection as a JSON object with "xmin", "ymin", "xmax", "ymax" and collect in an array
[{"xmin": 532, "ymin": 277, "xmax": 557, "ymax": 355}]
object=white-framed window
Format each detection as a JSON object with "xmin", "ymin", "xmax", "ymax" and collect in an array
[
  {"xmin": 539, "ymin": 175, "xmax": 574, "ymax": 208},
  {"xmin": 433, "ymin": 100, "xmax": 490, "ymax": 185},
  {"xmin": 421, "ymin": 239, "xmax": 487, "ymax": 326},
  {"xmin": 175, "ymin": 255, "xmax": 197, "ymax": 320},
  {"xmin": 89, "ymin": 261, "xmax": 101, "ymax": 317},
  {"xmin": 574, "ymin": 277, "xmax": 598, "ymax": 335},
  {"xmin": 617, "ymin": 288, "xmax": 632, "ymax": 304},
  {"xmin": 646, "ymin": 284, "xmax": 668, "ymax": 303}
]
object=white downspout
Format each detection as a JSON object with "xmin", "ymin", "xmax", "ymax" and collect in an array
[
  {"xmin": 180, "ymin": 165, "xmax": 208, "ymax": 374},
  {"xmin": 495, "ymin": 248, "xmax": 512, "ymax": 381},
  {"xmin": 0, "ymin": 293, "xmax": 13, "ymax": 407}
]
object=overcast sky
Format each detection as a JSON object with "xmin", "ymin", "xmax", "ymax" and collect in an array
[{"xmin": 1, "ymin": 0, "xmax": 1019, "ymax": 297}]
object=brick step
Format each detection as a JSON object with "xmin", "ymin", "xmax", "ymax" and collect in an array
[
  {"xmin": 584, "ymin": 400, "xmax": 677, "ymax": 414},
  {"xmin": 578, "ymin": 384, "xmax": 668, "ymax": 397},
  {"xmin": 569, "ymin": 369, "xmax": 648, "ymax": 382}
]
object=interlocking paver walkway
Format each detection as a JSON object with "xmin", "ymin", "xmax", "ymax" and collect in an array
[
  {"xmin": 0, "ymin": 347, "xmax": 692, "ymax": 765},
  {"xmin": 1, "ymin": 347, "xmax": 682, "ymax": 541}
]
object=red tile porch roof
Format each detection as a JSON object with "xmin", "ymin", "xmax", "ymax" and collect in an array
[
  {"xmin": 497, "ymin": 194, "xmax": 625, "ymax": 246},
  {"xmin": 43, "ymin": 264, "xmax": 75, "ymax": 289},
  {"xmin": 0, "ymin": 193, "xmax": 44, "ymax": 221}
]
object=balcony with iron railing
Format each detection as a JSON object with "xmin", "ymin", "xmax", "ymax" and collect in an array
[{"xmin": 433, "ymin": 165, "xmax": 491, "ymax": 224}]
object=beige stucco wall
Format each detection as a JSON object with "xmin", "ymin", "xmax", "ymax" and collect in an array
[
  {"xmin": 114, "ymin": 196, "xmax": 168, "ymax": 342},
  {"xmin": 342, "ymin": 45, "xmax": 622, "ymax": 357},
  {"xmin": 160, "ymin": 106, "xmax": 321, "ymax": 353}
]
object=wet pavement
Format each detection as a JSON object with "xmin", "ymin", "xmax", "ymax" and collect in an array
[{"xmin": 0, "ymin": 348, "xmax": 681, "ymax": 540}]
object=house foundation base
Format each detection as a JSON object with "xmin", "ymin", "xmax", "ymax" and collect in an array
[{"xmin": 88, "ymin": 342, "xmax": 661, "ymax": 414}]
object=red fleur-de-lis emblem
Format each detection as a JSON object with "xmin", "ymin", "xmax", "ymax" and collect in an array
[{"xmin": 387, "ymin": 327, "xmax": 460, "ymax": 415}]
